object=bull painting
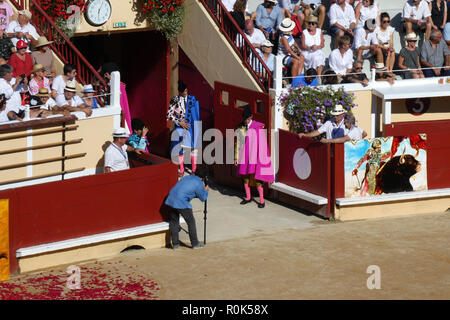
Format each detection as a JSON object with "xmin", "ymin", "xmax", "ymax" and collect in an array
[{"xmin": 344, "ymin": 135, "xmax": 427, "ymax": 198}]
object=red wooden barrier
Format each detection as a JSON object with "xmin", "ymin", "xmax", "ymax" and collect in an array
[
  {"xmin": 213, "ymin": 81, "xmax": 271, "ymax": 189},
  {"xmin": 1, "ymin": 154, "xmax": 177, "ymax": 274},
  {"xmin": 385, "ymin": 120, "xmax": 450, "ymax": 190},
  {"xmin": 277, "ymin": 129, "xmax": 332, "ymax": 216}
]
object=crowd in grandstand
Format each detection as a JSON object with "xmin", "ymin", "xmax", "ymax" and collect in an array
[
  {"xmin": 231, "ymin": 0, "xmax": 450, "ymax": 86},
  {"xmin": 0, "ymin": 9, "xmax": 101, "ymax": 124}
]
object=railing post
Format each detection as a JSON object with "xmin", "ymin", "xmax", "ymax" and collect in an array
[
  {"xmin": 371, "ymin": 68, "xmax": 376, "ymax": 84},
  {"xmin": 110, "ymin": 71, "xmax": 121, "ymax": 108},
  {"xmin": 274, "ymin": 55, "xmax": 283, "ymax": 92}
]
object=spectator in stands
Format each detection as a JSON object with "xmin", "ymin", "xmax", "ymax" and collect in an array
[
  {"xmin": 243, "ymin": 19, "xmax": 266, "ymax": 48},
  {"xmin": 127, "ymin": 118, "xmax": 149, "ymax": 152},
  {"xmin": 51, "ymin": 63, "xmax": 77, "ymax": 99},
  {"xmin": 298, "ymin": 1, "xmax": 326, "ymax": 30},
  {"xmin": 355, "ymin": 0, "xmax": 379, "ymax": 29},
  {"xmin": 81, "ymin": 84, "xmax": 100, "ymax": 109},
  {"xmin": 104, "ymin": 127, "xmax": 143, "ymax": 173},
  {"xmin": 298, "ymin": 104, "xmax": 347, "ymax": 139},
  {"xmin": 0, "ymin": 33, "xmax": 14, "ymax": 62},
  {"xmin": 301, "ymin": 15, "xmax": 325, "ymax": 76},
  {"xmin": 31, "ymin": 36, "xmax": 55, "ymax": 82},
  {"xmin": 0, "ymin": 0, "xmax": 14, "ymax": 38},
  {"xmin": 6, "ymin": 10, "xmax": 38, "ymax": 51},
  {"xmin": 230, "ymin": 0, "xmax": 247, "ymax": 30},
  {"xmin": 402, "ymin": 0, "xmax": 432, "ymax": 40},
  {"xmin": 256, "ymin": 0, "xmax": 284, "ymax": 41},
  {"xmin": 278, "ymin": 18, "xmax": 305, "ymax": 79},
  {"xmin": 353, "ymin": 18, "xmax": 383, "ymax": 64},
  {"xmin": 429, "ymin": 0, "xmax": 447, "ymax": 31},
  {"xmin": 9, "ymin": 40, "xmax": 33, "ymax": 78},
  {"xmin": 329, "ymin": 35, "xmax": 354, "ymax": 78},
  {"xmin": 374, "ymin": 62, "xmax": 396, "ymax": 84},
  {"xmin": 54, "ymin": 81, "xmax": 93, "ymax": 117},
  {"xmin": 292, "ymin": 67, "xmax": 319, "ymax": 86},
  {"xmin": 420, "ymin": 30, "xmax": 450, "ymax": 76},
  {"xmin": 329, "ymin": 0, "xmax": 357, "ymax": 48},
  {"xmin": 321, "ymin": 69, "xmax": 339, "ymax": 84},
  {"xmin": 279, "ymin": 0, "xmax": 302, "ymax": 19},
  {"xmin": 376, "ymin": 12, "xmax": 396, "ymax": 76},
  {"xmin": 319, "ymin": 113, "xmax": 367, "ymax": 143},
  {"xmin": 0, "ymin": 93, "xmax": 7, "ymax": 123},
  {"xmin": 34, "ymin": 88, "xmax": 70, "ymax": 118},
  {"xmin": 343, "ymin": 60, "xmax": 369, "ymax": 86},
  {"xmin": 0, "ymin": 64, "xmax": 29, "ymax": 121},
  {"xmin": 398, "ymin": 32, "xmax": 425, "ymax": 78},
  {"xmin": 28, "ymin": 64, "xmax": 50, "ymax": 96},
  {"xmin": 256, "ymin": 39, "xmax": 275, "ymax": 73}
]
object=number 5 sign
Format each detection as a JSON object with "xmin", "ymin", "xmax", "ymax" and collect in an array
[{"xmin": 406, "ymin": 98, "xmax": 431, "ymax": 116}]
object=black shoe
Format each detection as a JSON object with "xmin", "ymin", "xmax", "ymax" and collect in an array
[
  {"xmin": 240, "ymin": 199, "xmax": 252, "ymax": 205},
  {"xmin": 192, "ymin": 243, "xmax": 205, "ymax": 249},
  {"xmin": 258, "ymin": 202, "xmax": 265, "ymax": 209}
]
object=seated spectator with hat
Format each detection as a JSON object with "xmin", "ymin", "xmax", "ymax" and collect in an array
[
  {"xmin": 28, "ymin": 64, "xmax": 50, "ymax": 95},
  {"xmin": 298, "ymin": 0, "xmax": 326, "ymax": 30},
  {"xmin": 9, "ymin": 40, "xmax": 33, "ymax": 77},
  {"xmin": 34, "ymin": 87, "xmax": 70, "ymax": 118},
  {"xmin": 374, "ymin": 62, "xmax": 395, "ymax": 84},
  {"xmin": 54, "ymin": 81, "xmax": 93, "ymax": 117},
  {"xmin": 31, "ymin": 36, "xmax": 55, "ymax": 81},
  {"xmin": 398, "ymin": 32, "xmax": 425, "ymax": 79},
  {"xmin": 298, "ymin": 104, "xmax": 347, "ymax": 140},
  {"xmin": 278, "ymin": 17, "xmax": 305, "ymax": 79},
  {"xmin": 5, "ymin": 9, "xmax": 38, "ymax": 50},
  {"xmin": 81, "ymin": 84, "xmax": 99, "ymax": 109},
  {"xmin": 104, "ymin": 128, "xmax": 143, "ymax": 173},
  {"xmin": 319, "ymin": 113, "xmax": 367, "ymax": 143}
]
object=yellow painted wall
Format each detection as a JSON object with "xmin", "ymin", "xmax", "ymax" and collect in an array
[
  {"xmin": 0, "ymin": 199, "xmax": 9, "ymax": 282},
  {"xmin": 349, "ymin": 90, "xmax": 373, "ymax": 138}
]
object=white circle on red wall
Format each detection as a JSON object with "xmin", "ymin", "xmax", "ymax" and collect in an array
[{"xmin": 293, "ymin": 148, "xmax": 311, "ymax": 180}]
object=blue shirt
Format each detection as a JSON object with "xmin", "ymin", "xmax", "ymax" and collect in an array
[
  {"xmin": 256, "ymin": 48, "xmax": 275, "ymax": 72},
  {"xmin": 255, "ymin": 4, "xmax": 283, "ymax": 30},
  {"xmin": 292, "ymin": 74, "xmax": 319, "ymax": 87},
  {"xmin": 127, "ymin": 133, "xmax": 148, "ymax": 150},
  {"xmin": 165, "ymin": 175, "xmax": 208, "ymax": 209}
]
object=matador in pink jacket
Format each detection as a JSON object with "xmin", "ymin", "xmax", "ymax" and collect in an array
[{"xmin": 234, "ymin": 106, "xmax": 274, "ymax": 208}]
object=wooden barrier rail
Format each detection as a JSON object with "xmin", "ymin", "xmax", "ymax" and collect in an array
[
  {"xmin": 0, "ymin": 153, "xmax": 86, "ymax": 171},
  {"xmin": 0, "ymin": 125, "xmax": 78, "ymax": 142},
  {"xmin": 0, "ymin": 168, "xmax": 85, "ymax": 186},
  {"xmin": 0, "ymin": 139, "xmax": 82, "ymax": 156}
]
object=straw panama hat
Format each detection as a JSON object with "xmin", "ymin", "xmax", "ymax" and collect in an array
[
  {"xmin": 405, "ymin": 32, "xmax": 419, "ymax": 41},
  {"xmin": 31, "ymin": 64, "xmax": 45, "ymax": 74},
  {"xmin": 36, "ymin": 88, "xmax": 50, "ymax": 97},
  {"xmin": 261, "ymin": 40, "xmax": 274, "ymax": 47},
  {"xmin": 64, "ymin": 80, "xmax": 77, "ymax": 93},
  {"xmin": 35, "ymin": 36, "xmax": 53, "ymax": 49},
  {"xmin": 330, "ymin": 104, "xmax": 347, "ymax": 116},
  {"xmin": 375, "ymin": 62, "xmax": 387, "ymax": 71},
  {"xmin": 307, "ymin": 15, "xmax": 319, "ymax": 24},
  {"xmin": 112, "ymin": 127, "xmax": 129, "ymax": 138},
  {"xmin": 279, "ymin": 18, "xmax": 296, "ymax": 33},
  {"xmin": 18, "ymin": 9, "xmax": 32, "ymax": 19}
]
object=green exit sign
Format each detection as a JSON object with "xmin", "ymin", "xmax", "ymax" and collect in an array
[{"xmin": 113, "ymin": 22, "xmax": 126, "ymax": 28}]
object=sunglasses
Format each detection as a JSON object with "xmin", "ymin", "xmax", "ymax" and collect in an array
[
  {"xmin": 382, "ymin": 20, "xmax": 390, "ymax": 23},
  {"xmin": 308, "ymin": 22, "xmax": 317, "ymax": 25},
  {"xmin": 354, "ymin": 67, "xmax": 362, "ymax": 70}
]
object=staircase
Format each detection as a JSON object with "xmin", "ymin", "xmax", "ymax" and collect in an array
[
  {"xmin": 8, "ymin": 0, "xmax": 109, "ymax": 105},
  {"xmin": 179, "ymin": 0, "xmax": 271, "ymax": 92}
]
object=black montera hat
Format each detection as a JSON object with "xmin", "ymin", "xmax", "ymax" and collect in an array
[
  {"xmin": 178, "ymin": 80, "xmax": 187, "ymax": 93},
  {"xmin": 242, "ymin": 105, "xmax": 252, "ymax": 120}
]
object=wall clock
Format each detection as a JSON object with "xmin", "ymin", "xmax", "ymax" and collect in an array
[{"xmin": 85, "ymin": 0, "xmax": 112, "ymax": 27}]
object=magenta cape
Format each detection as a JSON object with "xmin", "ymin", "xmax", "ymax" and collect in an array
[
  {"xmin": 120, "ymin": 82, "xmax": 132, "ymax": 134},
  {"xmin": 237, "ymin": 120, "xmax": 275, "ymax": 182}
]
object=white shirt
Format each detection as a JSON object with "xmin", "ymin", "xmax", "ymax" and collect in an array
[
  {"xmin": 56, "ymin": 94, "xmax": 84, "ymax": 107},
  {"xmin": 353, "ymin": 27, "xmax": 378, "ymax": 50},
  {"xmin": 402, "ymin": 0, "xmax": 431, "ymax": 21},
  {"xmin": 104, "ymin": 143, "xmax": 129, "ymax": 172},
  {"xmin": 356, "ymin": 4, "xmax": 379, "ymax": 28},
  {"xmin": 6, "ymin": 20, "xmax": 39, "ymax": 51},
  {"xmin": 40, "ymin": 97, "xmax": 57, "ymax": 110},
  {"xmin": 329, "ymin": 48, "xmax": 354, "ymax": 75},
  {"xmin": 245, "ymin": 28, "xmax": 267, "ymax": 46},
  {"xmin": 5, "ymin": 78, "xmax": 25, "ymax": 114},
  {"xmin": 346, "ymin": 126, "xmax": 364, "ymax": 140},
  {"xmin": 0, "ymin": 78, "xmax": 13, "ymax": 99},
  {"xmin": 375, "ymin": 25, "xmax": 395, "ymax": 45},
  {"xmin": 318, "ymin": 118, "xmax": 346, "ymax": 139},
  {"xmin": 0, "ymin": 107, "xmax": 9, "ymax": 123},
  {"xmin": 328, "ymin": 3, "xmax": 356, "ymax": 28},
  {"xmin": 51, "ymin": 75, "xmax": 68, "ymax": 97}
]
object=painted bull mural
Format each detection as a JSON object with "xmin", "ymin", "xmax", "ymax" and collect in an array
[{"xmin": 344, "ymin": 135, "xmax": 427, "ymax": 198}]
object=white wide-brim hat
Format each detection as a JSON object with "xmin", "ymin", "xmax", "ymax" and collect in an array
[
  {"xmin": 330, "ymin": 104, "xmax": 347, "ymax": 116},
  {"xmin": 375, "ymin": 62, "xmax": 387, "ymax": 71},
  {"xmin": 405, "ymin": 32, "xmax": 419, "ymax": 41},
  {"xmin": 64, "ymin": 80, "xmax": 77, "ymax": 93},
  {"xmin": 261, "ymin": 39, "xmax": 274, "ymax": 47},
  {"xmin": 279, "ymin": 18, "xmax": 296, "ymax": 33},
  {"xmin": 112, "ymin": 127, "xmax": 129, "ymax": 138}
]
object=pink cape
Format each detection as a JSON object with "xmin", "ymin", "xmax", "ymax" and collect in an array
[
  {"xmin": 237, "ymin": 121, "xmax": 274, "ymax": 182},
  {"xmin": 120, "ymin": 82, "xmax": 132, "ymax": 134}
]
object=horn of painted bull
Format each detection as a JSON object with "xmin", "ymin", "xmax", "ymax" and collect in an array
[{"xmin": 399, "ymin": 147, "xmax": 406, "ymax": 164}]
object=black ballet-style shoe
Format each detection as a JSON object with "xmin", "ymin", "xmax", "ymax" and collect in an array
[
  {"xmin": 240, "ymin": 199, "xmax": 252, "ymax": 205},
  {"xmin": 258, "ymin": 202, "xmax": 265, "ymax": 209}
]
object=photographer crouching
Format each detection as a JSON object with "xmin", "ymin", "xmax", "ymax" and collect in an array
[{"xmin": 165, "ymin": 166, "xmax": 209, "ymax": 249}]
